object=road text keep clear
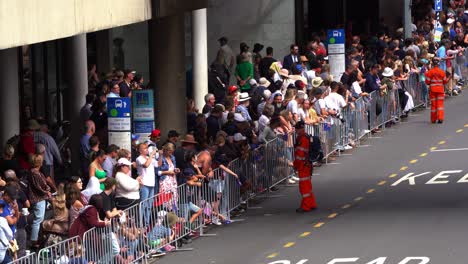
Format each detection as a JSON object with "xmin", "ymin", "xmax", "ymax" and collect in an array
[
  {"xmin": 391, "ymin": 170, "xmax": 468, "ymax": 186},
  {"xmin": 268, "ymin": 257, "xmax": 430, "ymax": 264}
]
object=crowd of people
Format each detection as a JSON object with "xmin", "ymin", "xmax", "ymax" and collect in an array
[{"xmin": 0, "ymin": 0, "xmax": 465, "ymax": 262}]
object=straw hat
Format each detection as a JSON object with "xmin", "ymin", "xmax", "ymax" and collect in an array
[
  {"xmin": 382, "ymin": 67, "xmax": 394, "ymax": 77},
  {"xmin": 311, "ymin": 77, "xmax": 324, "ymax": 88},
  {"xmin": 279, "ymin": 69, "xmax": 290, "ymax": 78}
]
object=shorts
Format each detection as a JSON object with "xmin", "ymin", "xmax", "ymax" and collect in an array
[{"xmin": 209, "ymin": 179, "xmax": 225, "ymax": 193}]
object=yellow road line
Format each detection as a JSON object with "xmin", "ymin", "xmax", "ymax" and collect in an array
[
  {"xmin": 284, "ymin": 242, "xmax": 295, "ymax": 248},
  {"xmin": 267, "ymin": 253, "xmax": 278, "ymax": 258},
  {"xmin": 409, "ymin": 159, "xmax": 418, "ymax": 164},
  {"xmin": 367, "ymin": 189, "xmax": 375, "ymax": 193},
  {"xmin": 299, "ymin": 232, "xmax": 311, "ymax": 238},
  {"xmin": 430, "ymin": 147, "xmax": 437, "ymax": 151},
  {"xmin": 438, "ymin": 141, "xmax": 446, "ymax": 145},
  {"xmin": 420, "ymin": 153, "xmax": 428, "ymax": 157},
  {"xmin": 457, "ymin": 129, "xmax": 463, "ymax": 133},
  {"xmin": 328, "ymin": 213, "xmax": 338, "ymax": 219},
  {"xmin": 342, "ymin": 204, "xmax": 351, "ymax": 209},
  {"xmin": 400, "ymin": 166, "xmax": 408, "ymax": 171},
  {"xmin": 378, "ymin": 181, "xmax": 386, "ymax": 186},
  {"xmin": 314, "ymin": 222, "xmax": 325, "ymax": 228},
  {"xmin": 354, "ymin": 197, "xmax": 364, "ymax": 201},
  {"xmin": 389, "ymin": 173, "xmax": 398, "ymax": 178}
]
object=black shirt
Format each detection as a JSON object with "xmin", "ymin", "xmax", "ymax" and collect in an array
[
  {"xmin": 259, "ymin": 57, "xmax": 277, "ymax": 78},
  {"xmin": 99, "ymin": 192, "xmax": 115, "ymax": 220}
]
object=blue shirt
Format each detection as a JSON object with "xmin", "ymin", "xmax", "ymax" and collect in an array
[
  {"xmin": 0, "ymin": 202, "xmax": 16, "ymax": 234},
  {"xmin": 437, "ymin": 46, "xmax": 447, "ymax": 71},
  {"xmin": 236, "ymin": 104, "xmax": 252, "ymax": 122}
]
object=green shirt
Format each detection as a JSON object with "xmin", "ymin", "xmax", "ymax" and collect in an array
[{"xmin": 235, "ymin": 61, "xmax": 254, "ymax": 91}]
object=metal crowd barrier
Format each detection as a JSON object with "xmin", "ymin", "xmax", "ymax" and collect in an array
[
  {"xmin": 8, "ymin": 253, "xmax": 37, "ymax": 264},
  {"xmin": 29, "ymin": 72, "xmax": 426, "ymax": 263},
  {"xmin": 37, "ymin": 236, "xmax": 82, "ymax": 264}
]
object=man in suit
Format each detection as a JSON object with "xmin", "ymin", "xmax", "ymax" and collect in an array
[
  {"xmin": 283, "ymin": 44, "xmax": 300, "ymax": 72},
  {"xmin": 119, "ymin": 69, "xmax": 135, "ymax": 97}
]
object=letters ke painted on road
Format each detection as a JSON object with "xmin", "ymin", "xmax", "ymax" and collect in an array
[
  {"xmin": 391, "ymin": 170, "xmax": 468, "ymax": 186},
  {"xmin": 268, "ymin": 257, "xmax": 430, "ymax": 264}
]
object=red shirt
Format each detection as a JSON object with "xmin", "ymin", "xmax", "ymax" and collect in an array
[{"xmin": 19, "ymin": 130, "xmax": 35, "ymax": 170}]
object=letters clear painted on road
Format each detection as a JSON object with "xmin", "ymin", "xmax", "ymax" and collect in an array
[{"xmin": 268, "ymin": 257, "xmax": 430, "ymax": 264}]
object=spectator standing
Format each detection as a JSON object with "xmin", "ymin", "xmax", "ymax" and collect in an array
[
  {"xmin": 0, "ymin": 202, "xmax": 13, "ymax": 263},
  {"xmin": 28, "ymin": 154, "xmax": 51, "ymax": 249},
  {"xmin": 18, "ymin": 120, "xmax": 39, "ymax": 170},
  {"xmin": 283, "ymin": 44, "xmax": 300, "ymax": 72},
  {"xmin": 0, "ymin": 145, "xmax": 19, "ymax": 176},
  {"xmin": 107, "ymin": 82, "xmax": 120, "ymax": 98},
  {"xmin": 80, "ymin": 93, "xmax": 95, "ymax": 123},
  {"xmin": 136, "ymin": 143, "xmax": 158, "ymax": 204},
  {"xmin": 34, "ymin": 121, "xmax": 62, "ymax": 180},
  {"xmin": 102, "ymin": 144, "xmax": 120, "ymax": 178},
  {"xmin": 159, "ymin": 143, "xmax": 180, "ymax": 210},
  {"xmin": 236, "ymin": 93, "xmax": 252, "ymax": 122},
  {"xmin": 164, "ymin": 130, "xmax": 180, "ymax": 149},
  {"xmin": 146, "ymin": 129, "xmax": 161, "ymax": 193},
  {"xmin": 260, "ymin": 47, "xmax": 276, "ymax": 78},
  {"xmin": 217, "ymin": 37, "xmax": 235, "ymax": 75},
  {"xmin": 89, "ymin": 150, "xmax": 107, "ymax": 191},
  {"xmin": 174, "ymin": 135, "xmax": 198, "ymax": 177},
  {"xmin": 202, "ymin": 93, "xmax": 216, "ymax": 115},
  {"xmin": 235, "ymin": 53, "xmax": 254, "ymax": 93},
  {"xmin": 119, "ymin": 69, "xmax": 135, "ymax": 98},
  {"xmin": 115, "ymin": 158, "xmax": 141, "ymax": 210}
]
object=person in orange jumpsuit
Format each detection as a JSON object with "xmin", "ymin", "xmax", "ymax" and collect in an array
[
  {"xmin": 425, "ymin": 58, "xmax": 449, "ymax": 124},
  {"xmin": 293, "ymin": 121, "xmax": 317, "ymax": 213}
]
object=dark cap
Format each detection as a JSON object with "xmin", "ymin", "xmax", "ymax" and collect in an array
[
  {"xmin": 168, "ymin": 130, "xmax": 180, "ymax": 138},
  {"xmin": 253, "ymin": 43, "xmax": 264, "ymax": 53},
  {"xmin": 3, "ymin": 185, "xmax": 19, "ymax": 199},
  {"xmin": 295, "ymin": 121, "xmax": 306, "ymax": 130},
  {"xmin": 218, "ymin": 36, "xmax": 228, "ymax": 42}
]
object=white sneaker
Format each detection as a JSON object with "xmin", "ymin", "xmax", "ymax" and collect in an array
[
  {"xmin": 288, "ymin": 179, "xmax": 297, "ymax": 184},
  {"xmin": 212, "ymin": 218, "xmax": 222, "ymax": 226},
  {"xmin": 344, "ymin": 145, "xmax": 353, "ymax": 150},
  {"xmin": 364, "ymin": 129, "xmax": 371, "ymax": 134}
]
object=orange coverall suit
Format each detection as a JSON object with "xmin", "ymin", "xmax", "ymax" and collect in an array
[
  {"xmin": 293, "ymin": 134, "xmax": 317, "ymax": 211},
  {"xmin": 425, "ymin": 66, "xmax": 448, "ymax": 123}
]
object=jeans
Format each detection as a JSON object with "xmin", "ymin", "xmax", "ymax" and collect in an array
[
  {"xmin": 140, "ymin": 185, "xmax": 155, "ymax": 226},
  {"xmin": 31, "ymin": 200, "xmax": 46, "ymax": 241}
]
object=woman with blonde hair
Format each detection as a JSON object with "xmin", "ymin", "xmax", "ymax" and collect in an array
[{"xmin": 159, "ymin": 143, "xmax": 180, "ymax": 210}]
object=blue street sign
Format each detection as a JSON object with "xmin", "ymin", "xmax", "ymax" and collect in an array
[
  {"xmin": 434, "ymin": 0, "xmax": 442, "ymax": 12},
  {"xmin": 134, "ymin": 121, "xmax": 155, "ymax": 134},
  {"xmin": 107, "ymin": 98, "xmax": 131, "ymax": 118},
  {"xmin": 327, "ymin": 29, "xmax": 345, "ymax": 45}
]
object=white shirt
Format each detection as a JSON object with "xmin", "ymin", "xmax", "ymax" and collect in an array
[
  {"xmin": 136, "ymin": 155, "xmax": 158, "ymax": 187},
  {"xmin": 115, "ymin": 172, "xmax": 140, "ymax": 200},
  {"xmin": 258, "ymin": 115, "xmax": 270, "ymax": 134},
  {"xmin": 324, "ymin": 92, "xmax": 346, "ymax": 112},
  {"xmin": 298, "ymin": 108, "xmax": 309, "ymax": 122},
  {"xmin": 81, "ymin": 177, "xmax": 102, "ymax": 202},
  {"xmin": 0, "ymin": 217, "xmax": 12, "ymax": 259},
  {"xmin": 303, "ymin": 70, "xmax": 316, "ymax": 90},
  {"xmin": 287, "ymin": 100, "xmax": 299, "ymax": 114}
]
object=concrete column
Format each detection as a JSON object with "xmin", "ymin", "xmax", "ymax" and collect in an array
[
  {"xmin": 403, "ymin": 0, "xmax": 412, "ymax": 38},
  {"xmin": 0, "ymin": 48, "xmax": 20, "ymax": 146},
  {"xmin": 192, "ymin": 8, "xmax": 208, "ymax": 111},
  {"xmin": 65, "ymin": 34, "xmax": 87, "ymax": 174},
  {"xmin": 148, "ymin": 15, "xmax": 187, "ymax": 138}
]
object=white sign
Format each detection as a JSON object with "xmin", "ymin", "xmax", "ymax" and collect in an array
[
  {"xmin": 329, "ymin": 54, "xmax": 346, "ymax": 82},
  {"xmin": 108, "ymin": 118, "xmax": 131, "ymax": 131},
  {"xmin": 109, "ymin": 132, "xmax": 131, "ymax": 151},
  {"xmin": 328, "ymin": 44, "xmax": 345, "ymax": 54},
  {"xmin": 391, "ymin": 170, "xmax": 468, "ymax": 186},
  {"xmin": 133, "ymin": 107, "xmax": 155, "ymax": 120}
]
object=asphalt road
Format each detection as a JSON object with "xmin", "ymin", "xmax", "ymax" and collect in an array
[{"xmin": 155, "ymin": 92, "xmax": 468, "ymax": 264}]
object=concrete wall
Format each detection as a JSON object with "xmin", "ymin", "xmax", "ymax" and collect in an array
[
  {"xmin": 206, "ymin": 0, "xmax": 295, "ymax": 69},
  {"xmin": 379, "ymin": 0, "xmax": 404, "ymax": 33},
  {"xmin": 0, "ymin": 0, "xmax": 152, "ymax": 50}
]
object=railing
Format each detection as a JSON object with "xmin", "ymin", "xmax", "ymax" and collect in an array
[{"xmin": 15, "ymin": 73, "xmax": 427, "ymax": 263}]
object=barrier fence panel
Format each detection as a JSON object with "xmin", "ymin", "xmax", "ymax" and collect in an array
[
  {"xmin": 141, "ymin": 190, "xmax": 174, "ymax": 255},
  {"xmin": 82, "ymin": 226, "xmax": 114, "ymax": 264},
  {"xmin": 112, "ymin": 203, "xmax": 147, "ymax": 263},
  {"xmin": 28, "ymin": 75, "xmax": 428, "ymax": 262},
  {"xmin": 37, "ymin": 236, "xmax": 82, "ymax": 264},
  {"xmin": 9, "ymin": 253, "xmax": 37, "ymax": 264}
]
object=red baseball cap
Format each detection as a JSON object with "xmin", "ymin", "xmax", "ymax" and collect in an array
[
  {"xmin": 228, "ymin": 85, "xmax": 238, "ymax": 94},
  {"xmin": 149, "ymin": 129, "xmax": 161, "ymax": 137}
]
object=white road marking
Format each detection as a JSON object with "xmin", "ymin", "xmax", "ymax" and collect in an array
[{"xmin": 431, "ymin": 148, "xmax": 468, "ymax": 152}]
